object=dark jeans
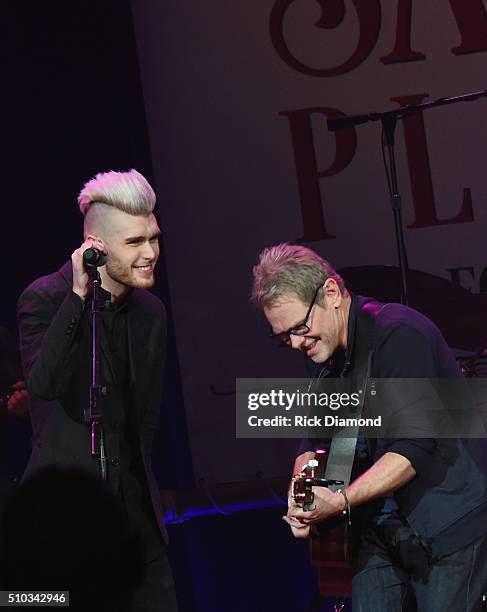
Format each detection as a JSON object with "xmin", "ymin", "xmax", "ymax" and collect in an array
[
  {"xmin": 352, "ymin": 524, "xmax": 487, "ymax": 611},
  {"xmin": 128, "ymin": 548, "xmax": 178, "ymax": 612}
]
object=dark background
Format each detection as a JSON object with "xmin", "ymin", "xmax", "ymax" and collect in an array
[
  {"xmin": 3, "ymin": 1, "xmax": 191, "ymax": 481},
  {"xmin": 2, "ymin": 3, "xmax": 325, "ymax": 610}
]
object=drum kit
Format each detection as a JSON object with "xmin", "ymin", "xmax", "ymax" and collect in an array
[{"xmin": 340, "ymin": 265, "xmax": 487, "ymax": 377}]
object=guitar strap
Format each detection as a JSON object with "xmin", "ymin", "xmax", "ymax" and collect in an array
[{"xmin": 323, "ymin": 301, "xmax": 388, "ymax": 491}]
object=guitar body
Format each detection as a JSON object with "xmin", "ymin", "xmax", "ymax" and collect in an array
[
  {"xmin": 311, "ymin": 517, "xmax": 353, "ymax": 597},
  {"xmin": 293, "ymin": 458, "xmax": 353, "ymax": 598}
]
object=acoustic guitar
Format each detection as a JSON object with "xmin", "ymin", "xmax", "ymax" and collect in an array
[{"xmin": 292, "ymin": 456, "xmax": 353, "ymax": 598}]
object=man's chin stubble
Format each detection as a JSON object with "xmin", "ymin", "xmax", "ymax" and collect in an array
[{"xmin": 133, "ymin": 275, "xmax": 155, "ymax": 289}]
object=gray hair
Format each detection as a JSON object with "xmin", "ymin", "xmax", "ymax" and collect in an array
[
  {"xmin": 77, "ymin": 169, "xmax": 156, "ymax": 216},
  {"xmin": 251, "ymin": 243, "xmax": 346, "ymax": 308}
]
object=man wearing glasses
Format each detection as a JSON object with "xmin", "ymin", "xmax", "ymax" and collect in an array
[{"xmin": 251, "ymin": 243, "xmax": 487, "ymax": 612}]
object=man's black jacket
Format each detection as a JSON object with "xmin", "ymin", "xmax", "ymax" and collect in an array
[
  {"xmin": 17, "ymin": 261, "xmax": 168, "ymax": 543},
  {"xmin": 308, "ymin": 294, "xmax": 487, "ymax": 558}
]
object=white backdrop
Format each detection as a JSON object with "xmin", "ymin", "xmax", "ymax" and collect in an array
[{"xmin": 131, "ymin": 0, "xmax": 487, "ymax": 483}]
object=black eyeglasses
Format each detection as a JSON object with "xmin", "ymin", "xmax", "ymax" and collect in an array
[{"xmin": 269, "ymin": 285, "xmax": 322, "ymax": 347}]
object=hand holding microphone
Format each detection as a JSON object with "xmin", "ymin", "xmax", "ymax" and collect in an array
[
  {"xmin": 83, "ymin": 246, "xmax": 108, "ymax": 268},
  {"xmin": 71, "ymin": 237, "xmax": 108, "ymax": 300}
]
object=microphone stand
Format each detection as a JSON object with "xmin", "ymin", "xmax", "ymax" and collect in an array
[
  {"xmin": 381, "ymin": 115, "xmax": 409, "ymax": 305},
  {"xmin": 327, "ymin": 88, "xmax": 487, "ymax": 306},
  {"xmin": 84, "ymin": 266, "xmax": 108, "ymax": 481}
]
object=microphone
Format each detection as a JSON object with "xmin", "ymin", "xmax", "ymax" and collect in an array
[{"xmin": 83, "ymin": 248, "xmax": 108, "ymax": 268}]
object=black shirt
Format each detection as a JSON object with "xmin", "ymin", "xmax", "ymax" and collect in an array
[
  {"xmin": 65, "ymin": 291, "xmax": 163, "ymax": 561},
  {"xmin": 307, "ymin": 294, "xmax": 487, "ymax": 556}
]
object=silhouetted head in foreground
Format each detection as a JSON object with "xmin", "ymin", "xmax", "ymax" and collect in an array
[{"xmin": 0, "ymin": 466, "xmax": 144, "ymax": 611}]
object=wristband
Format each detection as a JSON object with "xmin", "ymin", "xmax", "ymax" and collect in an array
[{"xmin": 337, "ymin": 488, "xmax": 351, "ymax": 526}]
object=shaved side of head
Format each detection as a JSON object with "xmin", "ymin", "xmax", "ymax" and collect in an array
[{"xmin": 83, "ymin": 203, "xmax": 118, "ymax": 243}]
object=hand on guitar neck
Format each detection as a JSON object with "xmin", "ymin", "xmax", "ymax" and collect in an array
[
  {"xmin": 284, "ymin": 450, "xmax": 416, "ymax": 538},
  {"xmin": 283, "ymin": 451, "xmax": 346, "ymax": 538},
  {"xmin": 285, "ymin": 485, "xmax": 345, "ymax": 532}
]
